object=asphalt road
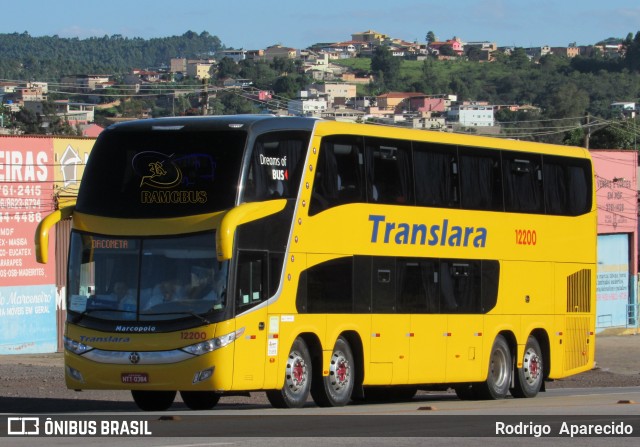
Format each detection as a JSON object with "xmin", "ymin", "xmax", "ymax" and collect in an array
[
  {"xmin": 1, "ymin": 334, "xmax": 639, "ymax": 446},
  {"xmin": 0, "ymin": 334, "xmax": 639, "ymax": 413}
]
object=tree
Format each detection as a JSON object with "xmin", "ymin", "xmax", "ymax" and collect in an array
[
  {"xmin": 273, "ymin": 76, "xmax": 299, "ymax": 98},
  {"xmin": 14, "ymin": 108, "xmax": 42, "ymax": 134},
  {"xmin": 370, "ymin": 45, "xmax": 401, "ymax": 91},
  {"xmin": 216, "ymin": 57, "xmax": 240, "ymax": 80},
  {"xmin": 623, "ymin": 31, "xmax": 640, "ymax": 72},
  {"xmin": 271, "ymin": 56, "xmax": 297, "ymax": 75},
  {"xmin": 590, "ymin": 118, "xmax": 639, "ymax": 149},
  {"xmin": 507, "ymin": 48, "xmax": 530, "ymax": 69},
  {"xmin": 538, "ymin": 83, "xmax": 590, "ymax": 144},
  {"xmin": 426, "ymin": 31, "xmax": 436, "ymax": 44},
  {"xmin": 438, "ymin": 44, "xmax": 455, "ymax": 57},
  {"xmin": 216, "ymin": 91, "xmax": 257, "ymax": 115},
  {"xmin": 465, "ymin": 46, "xmax": 483, "ymax": 61}
]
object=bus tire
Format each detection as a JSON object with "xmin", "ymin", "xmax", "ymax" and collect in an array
[
  {"xmin": 475, "ymin": 335, "xmax": 512, "ymax": 400},
  {"xmin": 454, "ymin": 384, "xmax": 478, "ymax": 400},
  {"xmin": 511, "ymin": 336, "xmax": 544, "ymax": 398},
  {"xmin": 179, "ymin": 391, "xmax": 221, "ymax": 410},
  {"xmin": 266, "ymin": 337, "xmax": 312, "ymax": 408},
  {"xmin": 363, "ymin": 386, "xmax": 418, "ymax": 402},
  {"xmin": 311, "ymin": 336, "xmax": 354, "ymax": 407},
  {"xmin": 131, "ymin": 390, "xmax": 176, "ymax": 411}
]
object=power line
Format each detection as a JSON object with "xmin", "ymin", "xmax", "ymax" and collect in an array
[{"xmin": 4, "ymin": 76, "xmax": 640, "ymax": 141}]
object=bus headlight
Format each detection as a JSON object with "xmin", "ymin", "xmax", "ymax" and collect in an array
[
  {"xmin": 182, "ymin": 327, "xmax": 245, "ymax": 356},
  {"xmin": 64, "ymin": 336, "xmax": 93, "ymax": 355}
]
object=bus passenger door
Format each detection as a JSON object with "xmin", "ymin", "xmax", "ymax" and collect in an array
[
  {"xmin": 397, "ymin": 260, "xmax": 447, "ymax": 384},
  {"xmin": 409, "ymin": 315, "xmax": 447, "ymax": 383},
  {"xmin": 446, "ymin": 315, "xmax": 484, "ymax": 382},
  {"xmin": 370, "ymin": 258, "xmax": 410, "ymax": 385},
  {"xmin": 231, "ymin": 251, "xmax": 269, "ymax": 390},
  {"xmin": 441, "ymin": 261, "xmax": 484, "ymax": 382}
]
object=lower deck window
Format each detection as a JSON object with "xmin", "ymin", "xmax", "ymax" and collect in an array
[{"xmin": 297, "ymin": 256, "xmax": 499, "ymax": 315}]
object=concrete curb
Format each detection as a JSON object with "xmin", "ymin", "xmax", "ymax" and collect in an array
[{"xmin": 597, "ymin": 327, "xmax": 640, "ymax": 336}]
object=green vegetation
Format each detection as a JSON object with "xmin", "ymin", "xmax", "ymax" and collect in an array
[{"xmin": 0, "ymin": 31, "xmax": 223, "ymax": 79}]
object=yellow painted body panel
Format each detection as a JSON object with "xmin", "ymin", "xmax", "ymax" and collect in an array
[
  {"xmin": 64, "ymin": 323, "xmax": 235, "ymax": 391},
  {"xmin": 53, "ymin": 119, "xmax": 596, "ymax": 394}
]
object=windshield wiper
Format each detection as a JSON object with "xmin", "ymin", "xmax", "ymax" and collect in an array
[
  {"xmin": 141, "ymin": 311, "xmax": 211, "ymax": 325},
  {"xmin": 71, "ymin": 308, "xmax": 133, "ymax": 323}
]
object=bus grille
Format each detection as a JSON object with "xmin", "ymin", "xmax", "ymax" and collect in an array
[
  {"xmin": 564, "ymin": 316, "xmax": 591, "ymax": 371},
  {"xmin": 566, "ymin": 269, "xmax": 591, "ymax": 313}
]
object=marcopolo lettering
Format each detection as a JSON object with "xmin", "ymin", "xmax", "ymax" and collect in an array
[
  {"xmin": 368, "ymin": 214, "xmax": 487, "ymax": 248},
  {"xmin": 115, "ymin": 325, "xmax": 157, "ymax": 332}
]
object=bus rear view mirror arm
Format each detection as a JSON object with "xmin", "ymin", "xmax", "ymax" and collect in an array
[
  {"xmin": 35, "ymin": 204, "xmax": 75, "ymax": 264},
  {"xmin": 216, "ymin": 199, "xmax": 287, "ymax": 261}
]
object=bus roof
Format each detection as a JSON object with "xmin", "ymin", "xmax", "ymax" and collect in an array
[
  {"xmin": 105, "ymin": 115, "xmax": 589, "ymax": 159},
  {"xmin": 104, "ymin": 115, "xmax": 319, "ymax": 134},
  {"xmin": 312, "ymin": 120, "xmax": 591, "ymax": 159}
]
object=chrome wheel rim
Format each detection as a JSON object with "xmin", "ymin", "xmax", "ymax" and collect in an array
[
  {"xmin": 285, "ymin": 350, "xmax": 308, "ymax": 393},
  {"xmin": 328, "ymin": 350, "xmax": 351, "ymax": 393},
  {"xmin": 522, "ymin": 347, "xmax": 542, "ymax": 386}
]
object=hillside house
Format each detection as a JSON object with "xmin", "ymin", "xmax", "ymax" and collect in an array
[
  {"xmin": 448, "ymin": 102, "xmax": 495, "ymax": 127},
  {"xmin": 264, "ymin": 45, "xmax": 297, "ymax": 61}
]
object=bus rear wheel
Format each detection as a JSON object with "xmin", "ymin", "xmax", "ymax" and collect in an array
[
  {"xmin": 131, "ymin": 390, "xmax": 176, "ymax": 411},
  {"xmin": 179, "ymin": 391, "xmax": 221, "ymax": 410},
  {"xmin": 511, "ymin": 336, "xmax": 544, "ymax": 398},
  {"xmin": 266, "ymin": 337, "xmax": 311, "ymax": 408},
  {"xmin": 363, "ymin": 386, "xmax": 418, "ymax": 402},
  {"xmin": 475, "ymin": 335, "xmax": 512, "ymax": 400},
  {"xmin": 311, "ymin": 336, "xmax": 354, "ymax": 407}
]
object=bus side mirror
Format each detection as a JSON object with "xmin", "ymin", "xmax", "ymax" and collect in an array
[
  {"xmin": 216, "ymin": 200, "xmax": 287, "ymax": 261},
  {"xmin": 35, "ymin": 205, "xmax": 75, "ymax": 264}
]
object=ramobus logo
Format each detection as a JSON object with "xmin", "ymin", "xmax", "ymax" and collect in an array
[{"xmin": 114, "ymin": 325, "xmax": 157, "ymax": 333}]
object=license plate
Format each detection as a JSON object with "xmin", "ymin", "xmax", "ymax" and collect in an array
[{"xmin": 121, "ymin": 373, "xmax": 149, "ymax": 384}]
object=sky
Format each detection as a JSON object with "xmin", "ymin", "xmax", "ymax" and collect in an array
[{"xmin": 2, "ymin": 0, "xmax": 640, "ymax": 50}]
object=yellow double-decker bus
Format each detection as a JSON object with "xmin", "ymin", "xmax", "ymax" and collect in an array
[{"xmin": 36, "ymin": 116, "xmax": 596, "ymax": 411}]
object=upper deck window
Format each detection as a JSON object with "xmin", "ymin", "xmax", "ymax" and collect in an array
[{"xmin": 241, "ymin": 131, "xmax": 310, "ymax": 202}]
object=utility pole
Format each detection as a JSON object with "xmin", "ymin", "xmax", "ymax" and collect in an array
[
  {"xmin": 201, "ymin": 78, "xmax": 209, "ymax": 116},
  {"xmin": 584, "ymin": 113, "xmax": 590, "ymax": 149}
]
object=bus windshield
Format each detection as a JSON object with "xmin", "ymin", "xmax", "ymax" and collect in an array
[
  {"xmin": 67, "ymin": 231, "xmax": 228, "ymax": 323},
  {"xmin": 75, "ymin": 128, "xmax": 247, "ymax": 218}
]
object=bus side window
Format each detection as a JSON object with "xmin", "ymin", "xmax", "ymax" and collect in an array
[
  {"xmin": 372, "ymin": 257, "xmax": 396, "ymax": 313},
  {"xmin": 243, "ymin": 132, "xmax": 307, "ymax": 202},
  {"xmin": 364, "ymin": 137, "xmax": 413, "ymax": 205},
  {"xmin": 543, "ymin": 155, "xmax": 591, "ymax": 216},
  {"xmin": 304, "ymin": 257, "xmax": 353, "ymax": 313},
  {"xmin": 413, "ymin": 142, "xmax": 458, "ymax": 208},
  {"xmin": 458, "ymin": 148, "xmax": 503, "ymax": 211},
  {"xmin": 236, "ymin": 251, "xmax": 267, "ymax": 311},
  {"xmin": 397, "ymin": 260, "xmax": 439, "ymax": 313},
  {"xmin": 480, "ymin": 260, "xmax": 500, "ymax": 313},
  {"xmin": 309, "ymin": 135, "xmax": 364, "ymax": 215},
  {"xmin": 502, "ymin": 153, "xmax": 544, "ymax": 213},
  {"xmin": 439, "ymin": 261, "xmax": 481, "ymax": 313}
]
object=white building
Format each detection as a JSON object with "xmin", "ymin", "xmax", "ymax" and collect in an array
[
  {"xmin": 611, "ymin": 102, "xmax": 636, "ymax": 118},
  {"xmin": 287, "ymin": 98, "xmax": 327, "ymax": 117},
  {"xmin": 217, "ymin": 50, "xmax": 247, "ymax": 63},
  {"xmin": 448, "ymin": 104, "xmax": 495, "ymax": 127},
  {"xmin": 308, "ymin": 83, "xmax": 357, "ymax": 107}
]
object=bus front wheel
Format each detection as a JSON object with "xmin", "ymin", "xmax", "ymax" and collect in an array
[
  {"xmin": 266, "ymin": 337, "xmax": 312, "ymax": 408},
  {"xmin": 180, "ymin": 391, "xmax": 221, "ymax": 410},
  {"xmin": 511, "ymin": 336, "xmax": 544, "ymax": 398},
  {"xmin": 475, "ymin": 335, "xmax": 512, "ymax": 400},
  {"xmin": 311, "ymin": 336, "xmax": 354, "ymax": 407},
  {"xmin": 131, "ymin": 390, "xmax": 176, "ymax": 411}
]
